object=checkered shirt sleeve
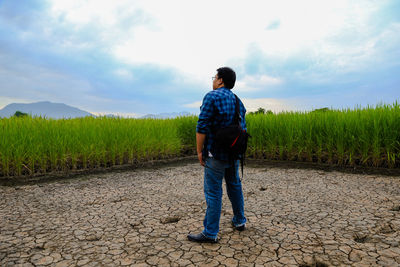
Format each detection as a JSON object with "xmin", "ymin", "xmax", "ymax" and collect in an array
[{"xmin": 196, "ymin": 93, "xmax": 215, "ymax": 134}]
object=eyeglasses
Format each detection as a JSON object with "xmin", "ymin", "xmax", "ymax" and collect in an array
[{"xmin": 212, "ymin": 76, "xmax": 218, "ymax": 80}]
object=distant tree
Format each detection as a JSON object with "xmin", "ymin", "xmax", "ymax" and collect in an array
[
  {"xmin": 256, "ymin": 107, "xmax": 266, "ymax": 114},
  {"xmin": 248, "ymin": 107, "xmax": 273, "ymax": 115},
  {"xmin": 312, "ymin": 107, "xmax": 330, "ymax": 113},
  {"xmin": 14, "ymin": 111, "xmax": 28, "ymax": 117}
]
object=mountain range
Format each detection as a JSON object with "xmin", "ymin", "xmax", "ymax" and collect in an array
[
  {"xmin": 141, "ymin": 112, "xmax": 191, "ymax": 119},
  {"xmin": 0, "ymin": 101, "xmax": 93, "ymax": 119},
  {"xmin": 0, "ymin": 101, "xmax": 191, "ymax": 119}
]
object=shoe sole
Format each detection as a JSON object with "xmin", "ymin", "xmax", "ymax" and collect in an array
[
  {"xmin": 232, "ymin": 222, "xmax": 246, "ymax": 231},
  {"xmin": 187, "ymin": 235, "xmax": 218, "ymax": 243},
  {"xmin": 235, "ymin": 225, "xmax": 245, "ymax": 231}
]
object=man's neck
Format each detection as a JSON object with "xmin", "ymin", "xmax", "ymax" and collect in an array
[{"xmin": 214, "ymin": 85, "xmax": 225, "ymax": 90}]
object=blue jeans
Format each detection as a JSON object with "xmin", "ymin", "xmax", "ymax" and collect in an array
[{"xmin": 202, "ymin": 157, "xmax": 246, "ymax": 239}]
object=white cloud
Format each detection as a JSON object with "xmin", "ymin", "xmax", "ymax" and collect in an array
[
  {"xmin": 48, "ymin": 0, "xmax": 155, "ymax": 52},
  {"xmin": 46, "ymin": 0, "xmax": 390, "ymax": 81},
  {"xmin": 235, "ymin": 74, "xmax": 283, "ymax": 93},
  {"xmin": 113, "ymin": 68, "xmax": 134, "ymax": 80},
  {"xmin": 183, "ymin": 101, "xmax": 202, "ymax": 109},
  {"xmin": 330, "ymin": 22, "xmax": 400, "ymax": 72},
  {"xmin": 50, "ymin": 0, "xmax": 135, "ymax": 26}
]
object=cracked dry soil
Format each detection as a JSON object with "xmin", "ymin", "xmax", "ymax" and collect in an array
[{"xmin": 1, "ymin": 161, "xmax": 400, "ymax": 267}]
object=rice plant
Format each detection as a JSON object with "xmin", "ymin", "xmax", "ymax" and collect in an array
[
  {"xmin": 0, "ymin": 116, "xmax": 185, "ymax": 176},
  {"xmin": 0, "ymin": 101, "xmax": 398, "ymax": 177},
  {"xmin": 246, "ymin": 101, "xmax": 400, "ymax": 168}
]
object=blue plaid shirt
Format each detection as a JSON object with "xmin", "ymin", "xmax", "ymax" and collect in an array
[{"xmin": 196, "ymin": 87, "xmax": 247, "ymax": 161}]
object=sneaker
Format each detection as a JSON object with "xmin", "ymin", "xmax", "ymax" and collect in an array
[
  {"xmin": 232, "ymin": 221, "xmax": 246, "ymax": 231},
  {"xmin": 187, "ymin": 233, "xmax": 218, "ymax": 243}
]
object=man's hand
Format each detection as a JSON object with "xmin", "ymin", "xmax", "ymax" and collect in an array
[
  {"xmin": 196, "ymin": 132, "xmax": 206, "ymax": 167},
  {"xmin": 198, "ymin": 152, "xmax": 205, "ymax": 166}
]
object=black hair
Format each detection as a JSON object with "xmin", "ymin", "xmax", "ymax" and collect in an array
[{"xmin": 216, "ymin": 67, "xmax": 236, "ymax": 89}]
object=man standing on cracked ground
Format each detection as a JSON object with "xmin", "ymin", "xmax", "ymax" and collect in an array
[{"xmin": 187, "ymin": 67, "xmax": 247, "ymax": 243}]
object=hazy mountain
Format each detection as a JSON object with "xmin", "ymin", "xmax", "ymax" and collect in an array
[
  {"xmin": 140, "ymin": 111, "xmax": 192, "ymax": 119},
  {"xmin": 0, "ymin": 101, "xmax": 94, "ymax": 119}
]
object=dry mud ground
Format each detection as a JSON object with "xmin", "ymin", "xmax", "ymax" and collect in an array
[{"xmin": 1, "ymin": 160, "xmax": 400, "ymax": 267}]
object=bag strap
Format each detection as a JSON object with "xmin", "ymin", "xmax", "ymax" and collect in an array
[
  {"xmin": 240, "ymin": 156, "xmax": 244, "ymax": 179},
  {"xmin": 233, "ymin": 94, "xmax": 241, "ymax": 126},
  {"xmin": 234, "ymin": 94, "xmax": 245, "ymax": 179}
]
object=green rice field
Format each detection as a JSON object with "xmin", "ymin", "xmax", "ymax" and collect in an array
[
  {"xmin": 247, "ymin": 102, "xmax": 400, "ymax": 168},
  {"xmin": 0, "ymin": 102, "xmax": 399, "ymax": 177}
]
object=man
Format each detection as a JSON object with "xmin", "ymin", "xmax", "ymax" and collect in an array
[{"xmin": 187, "ymin": 67, "xmax": 247, "ymax": 243}]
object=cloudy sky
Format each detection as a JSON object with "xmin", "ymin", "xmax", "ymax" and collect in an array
[{"xmin": 0, "ymin": 0, "xmax": 399, "ymax": 116}]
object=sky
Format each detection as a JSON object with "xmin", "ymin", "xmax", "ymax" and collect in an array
[{"xmin": 0, "ymin": 0, "xmax": 399, "ymax": 117}]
